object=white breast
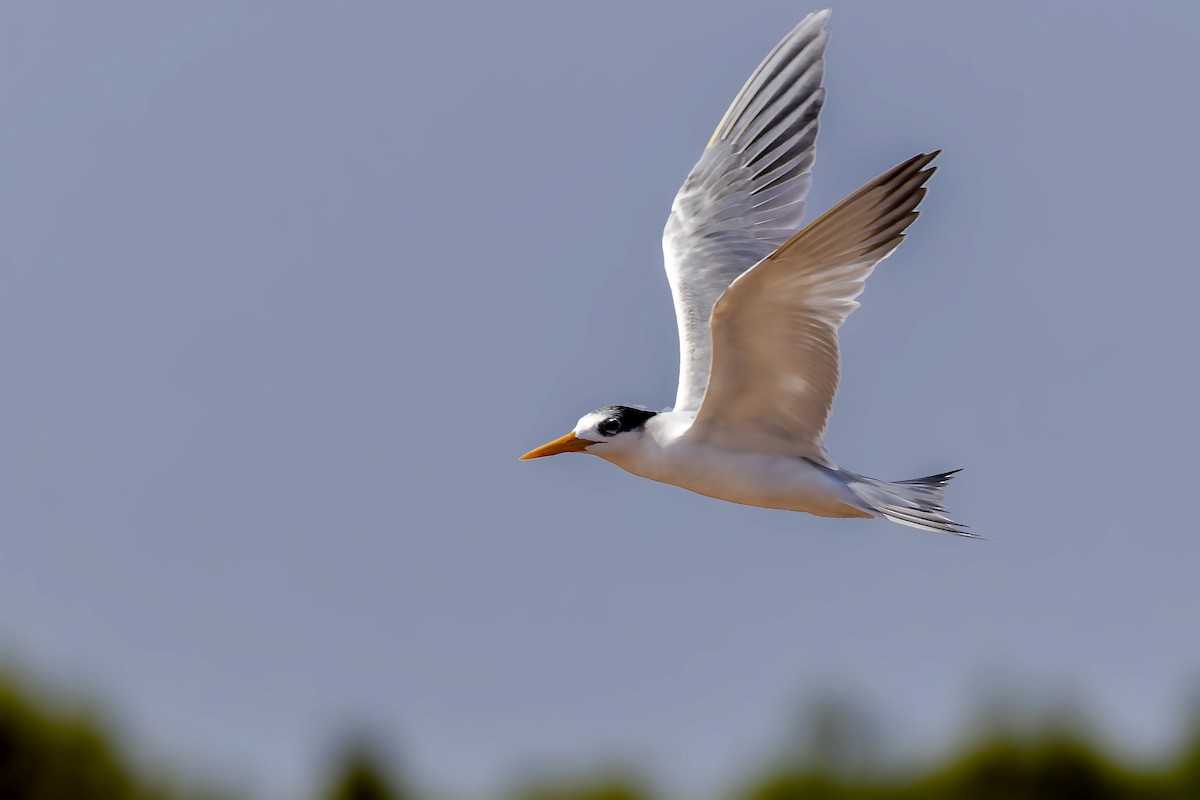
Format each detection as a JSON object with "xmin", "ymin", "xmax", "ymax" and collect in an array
[{"xmin": 592, "ymin": 413, "xmax": 871, "ymax": 519}]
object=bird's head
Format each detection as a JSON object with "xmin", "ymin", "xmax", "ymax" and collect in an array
[{"xmin": 520, "ymin": 405, "xmax": 659, "ymax": 461}]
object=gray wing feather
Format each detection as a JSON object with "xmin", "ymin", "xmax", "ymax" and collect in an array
[
  {"xmin": 664, "ymin": 9, "xmax": 831, "ymax": 413},
  {"xmin": 686, "ymin": 152, "xmax": 941, "ymax": 461}
]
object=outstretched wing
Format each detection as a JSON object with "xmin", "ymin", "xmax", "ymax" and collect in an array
[
  {"xmin": 663, "ymin": 9, "xmax": 830, "ymax": 414},
  {"xmin": 686, "ymin": 152, "xmax": 941, "ymax": 462}
]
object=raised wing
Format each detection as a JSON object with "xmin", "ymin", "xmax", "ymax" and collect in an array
[
  {"xmin": 686, "ymin": 152, "xmax": 941, "ymax": 462},
  {"xmin": 663, "ymin": 9, "xmax": 830, "ymax": 414}
]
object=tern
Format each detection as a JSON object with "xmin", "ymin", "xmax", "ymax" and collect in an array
[{"xmin": 521, "ymin": 9, "xmax": 970, "ymax": 536}]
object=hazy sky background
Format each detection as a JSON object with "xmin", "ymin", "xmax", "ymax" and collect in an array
[{"xmin": 2, "ymin": 0, "xmax": 1199, "ymax": 797}]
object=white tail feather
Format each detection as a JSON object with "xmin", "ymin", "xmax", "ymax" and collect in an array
[{"xmin": 842, "ymin": 469, "xmax": 974, "ymax": 537}]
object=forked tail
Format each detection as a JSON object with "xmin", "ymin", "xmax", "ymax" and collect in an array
[{"xmin": 842, "ymin": 469, "xmax": 974, "ymax": 537}]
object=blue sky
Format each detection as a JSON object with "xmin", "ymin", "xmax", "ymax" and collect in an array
[{"xmin": 2, "ymin": 1, "xmax": 1199, "ymax": 797}]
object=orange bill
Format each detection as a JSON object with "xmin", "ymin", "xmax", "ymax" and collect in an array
[{"xmin": 520, "ymin": 432, "xmax": 593, "ymax": 460}]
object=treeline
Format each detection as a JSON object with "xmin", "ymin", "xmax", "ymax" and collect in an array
[{"xmin": 2, "ymin": 674, "xmax": 1199, "ymax": 800}]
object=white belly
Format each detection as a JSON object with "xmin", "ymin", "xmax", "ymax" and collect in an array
[{"xmin": 599, "ymin": 439, "xmax": 872, "ymax": 519}]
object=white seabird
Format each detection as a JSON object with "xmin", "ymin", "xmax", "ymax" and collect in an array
[{"xmin": 521, "ymin": 9, "xmax": 970, "ymax": 536}]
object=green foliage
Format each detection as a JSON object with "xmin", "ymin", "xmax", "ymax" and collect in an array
[
  {"xmin": 318, "ymin": 743, "xmax": 409, "ymax": 800},
  {"xmin": 732, "ymin": 697, "xmax": 1200, "ymax": 800},
  {"xmin": 507, "ymin": 773, "xmax": 653, "ymax": 800},
  {"xmin": 914, "ymin": 734, "xmax": 1135, "ymax": 800},
  {"xmin": 0, "ymin": 678, "xmax": 163, "ymax": 800},
  {"xmin": 3, "ymin": 670, "xmax": 1200, "ymax": 800}
]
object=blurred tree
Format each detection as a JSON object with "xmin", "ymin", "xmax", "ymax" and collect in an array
[
  {"xmin": 792, "ymin": 694, "xmax": 882, "ymax": 780},
  {"xmin": 0, "ymin": 674, "xmax": 171, "ymax": 800},
  {"xmin": 507, "ymin": 770, "xmax": 654, "ymax": 800},
  {"xmin": 738, "ymin": 693, "xmax": 886, "ymax": 800},
  {"xmin": 7, "ymin": 666, "xmax": 1200, "ymax": 800},
  {"xmin": 318, "ymin": 740, "xmax": 409, "ymax": 800},
  {"xmin": 1166, "ymin": 689, "xmax": 1200, "ymax": 800},
  {"xmin": 917, "ymin": 733, "xmax": 1129, "ymax": 800}
]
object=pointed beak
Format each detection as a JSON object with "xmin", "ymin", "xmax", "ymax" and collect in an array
[{"xmin": 520, "ymin": 432, "xmax": 593, "ymax": 460}]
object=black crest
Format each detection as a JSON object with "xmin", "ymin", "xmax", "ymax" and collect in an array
[{"xmin": 595, "ymin": 405, "xmax": 658, "ymax": 437}]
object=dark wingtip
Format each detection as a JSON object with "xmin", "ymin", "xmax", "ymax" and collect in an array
[{"xmin": 897, "ymin": 468, "xmax": 963, "ymax": 486}]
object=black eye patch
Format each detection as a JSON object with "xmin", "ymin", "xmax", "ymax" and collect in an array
[{"xmin": 595, "ymin": 405, "xmax": 658, "ymax": 436}]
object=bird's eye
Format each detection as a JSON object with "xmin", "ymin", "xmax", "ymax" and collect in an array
[{"xmin": 598, "ymin": 418, "xmax": 621, "ymax": 437}]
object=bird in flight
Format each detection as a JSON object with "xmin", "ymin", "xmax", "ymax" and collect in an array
[{"xmin": 521, "ymin": 9, "xmax": 970, "ymax": 536}]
